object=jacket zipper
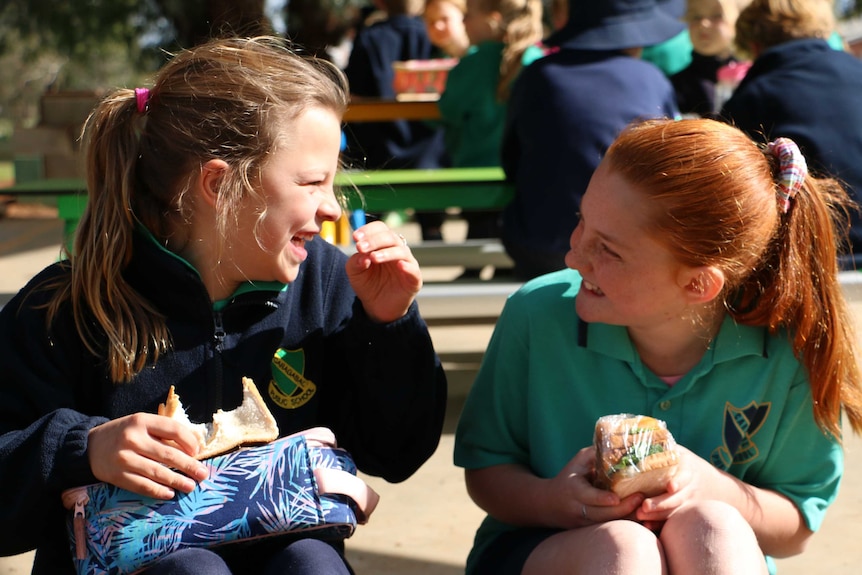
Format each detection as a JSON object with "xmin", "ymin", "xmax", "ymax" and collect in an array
[{"xmin": 213, "ymin": 311, "xmax": 225, "ymax": 409}]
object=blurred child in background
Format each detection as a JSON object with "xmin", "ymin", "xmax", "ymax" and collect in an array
[
  {"xmin": 438, "ymin": 0, "xmax": 544, "ymax": 278},
  {"xmin": 671, "ymin": 0, "xmax": 749, "ymax": 116},
  {"xmin": 424, "ymin": 0, "xmax": 471, "ymax": 58}
]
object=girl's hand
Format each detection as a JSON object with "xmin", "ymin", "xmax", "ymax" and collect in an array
[
  {"xmin": 549, "ymin": 447, "xmax": 644, "ymax": 528},
  {"xmin": 635, "ymin": 445, "xmax": 721, "ymax": 527},
  {"xmin": 346, "ymin": 221, "xmax": 422, "ymax": 323},
  {"xmin": 87, "ymin": 413, "xmax": 210, "ymax": 500}
]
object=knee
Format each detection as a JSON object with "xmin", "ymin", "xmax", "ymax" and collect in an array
[
  {"xmin": 597, "ymin": 520, "xmax": 664, "ymax": 559},
  {"xmin": 663, "ymin": 500, "xmax": 751, "ymax": 541},
  {"xmin": 661, "ymin": 500, "xmax": 761, "ymax": 566},
  {"xmin": 147, "ymin": 548, "xmax": 230, "ymax": 575},
  {"xmin": 524, "ymin": 521, "xmax": 664, "ymax": 575},
  {"xmin": 586, "ymin": 521, "xmax": 665, "ymax": 573},
  {"xmin": 264, "ymin": 538, "xmax": 350, "ymax": 575}
]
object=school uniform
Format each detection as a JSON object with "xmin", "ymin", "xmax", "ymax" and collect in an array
[
  {"xmin": 501, "ymin": 49, "xmax": 679, "ymax": 278},
  {"xmin": 721, "ymin": 38, "xmax": 862, "ymax": 260},
  {"xmin": 454, "ymin": 269, "xmax": 842, "ymax": 575},
  {"xmin": 671, "ymin": 52, "xmax": 738, "ymax": 117},
  {"xmin": 0, "ymin": 232, "xmax": 447, "ymax": 574},
  {"xmin": 344, "ymin": 14, "xmax": 447, "ymax": 170}
]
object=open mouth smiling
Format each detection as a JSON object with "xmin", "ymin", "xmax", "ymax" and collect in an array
[{"xmin": 582, "ymin": 279, "xmax": 605, "ymax": 296}]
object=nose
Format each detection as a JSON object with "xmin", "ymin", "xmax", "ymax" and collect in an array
[
  {"xmin": 564, "ymin": 222, "xmax": 585, "ymax": 270},
  {"xmin": 319, "ymin": 189, "xmax": 342, "ymax": 222}
]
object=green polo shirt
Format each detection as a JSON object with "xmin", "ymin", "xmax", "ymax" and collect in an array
[
  {"xmin": 438, "ymin": 41, "xmax": 507, "ymax": 168},
  {"xmin": 454, "ymin": 268, "xmax": 842, "ymax": 574}
]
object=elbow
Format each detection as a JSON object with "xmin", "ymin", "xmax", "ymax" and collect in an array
[{"xmin": 763, "ymin": 526, "xmax": 814, "ymax": 559}]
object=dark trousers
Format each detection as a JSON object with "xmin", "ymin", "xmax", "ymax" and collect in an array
[{"xmin": 142, "ymin": 538, "xmax": 353, "ymax": 575}]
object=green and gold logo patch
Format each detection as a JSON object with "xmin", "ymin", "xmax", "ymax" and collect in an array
[{"xmin": 268, "ymin": 348, "xmax": 316, "ymax": 409}]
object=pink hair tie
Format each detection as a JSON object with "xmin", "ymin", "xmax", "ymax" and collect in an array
[
  {"xmin": 134, "ymin": 88, "xmax": 151, "ymax": 114},
  {"xmin": 768, "ymin": 137, "xmax": 807, "ymax": 214}
]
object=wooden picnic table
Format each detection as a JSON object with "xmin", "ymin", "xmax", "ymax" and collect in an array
[{"xmin": 343, "ymin": 99, "xmax": 441, "ymax": 123}]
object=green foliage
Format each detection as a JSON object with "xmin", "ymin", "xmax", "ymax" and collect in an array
[
  {"xmin": 0, "ymin": 0, "xmax": 271, "ymax": 130},
  {"xmin": 1, "ymin": 0, "xmax": 163, "ymax": 61}
]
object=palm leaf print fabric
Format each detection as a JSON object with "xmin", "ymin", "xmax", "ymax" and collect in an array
[{"xmin": 64, "ymin": 431, "xmax": 358, "ymax": 574}]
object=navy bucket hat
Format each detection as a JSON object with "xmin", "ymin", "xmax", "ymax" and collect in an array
[{"xmin": 547, "ymin": 0, "xmax": 686, "ymax": 51}]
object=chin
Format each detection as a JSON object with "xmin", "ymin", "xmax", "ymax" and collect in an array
[{"xmin": 574, "ymin": 296, "xmax": 611, "ymax": 325}]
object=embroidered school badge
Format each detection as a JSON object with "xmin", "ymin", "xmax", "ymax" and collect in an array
[
  {"xmin": 710, "ymin": 401, "xmax": 771, "ymax": 470},
  {"xmin": 268, "ymin": 348, "xmax": 317, "ymax": 409}
]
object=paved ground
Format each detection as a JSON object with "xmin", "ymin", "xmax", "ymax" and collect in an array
[{"xmin": 0, "ymin": 214, "xmax": 859, "ymax": 573}]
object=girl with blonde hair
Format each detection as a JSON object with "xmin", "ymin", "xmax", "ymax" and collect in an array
[{"xmin": 0, "ymin": 36, "xmax": 446, "ymax": 574}]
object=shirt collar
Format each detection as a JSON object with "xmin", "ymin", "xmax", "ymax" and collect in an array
[
  {"xmin": 578, "ymin": 314, "xmax": 769, "ymax": 366},
  {"xmin": 135, "ymin": 222, "xmax": 288, "ymax": 308}
]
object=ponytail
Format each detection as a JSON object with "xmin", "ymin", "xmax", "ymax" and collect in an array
[
  {"xmin": 46, "ymin": 90, "xmax": 170, "ymax": 383},
  {"xmin": 733, "ymin": 162, "xmax": 862, "ymax": 438},
  {"xmin": 496, "ymin": 0, "xmax": 544, "ymax": 101}
]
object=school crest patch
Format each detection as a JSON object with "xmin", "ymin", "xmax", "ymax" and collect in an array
[
  {"xmin": 268, "ymin": 348, "xmax": 316, "ymax": 409},
  {"xmin": 711, "ymin": 401, "xmax": 771, "ymax": 470}
]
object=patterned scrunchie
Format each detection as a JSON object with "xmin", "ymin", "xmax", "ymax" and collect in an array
[{"xmin": 767, "ymin": 137, "xmax": 807, "ymax": 214}]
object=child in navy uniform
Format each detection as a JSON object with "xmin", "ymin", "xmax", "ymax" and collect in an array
[{"xmin": 0, "ymin": 37, "xmax": 446, "ymax": 575}]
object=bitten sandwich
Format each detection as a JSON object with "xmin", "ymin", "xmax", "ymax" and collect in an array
[
  {"xmin": 593, "ymin": 414, "xmax": 679, "ymax": 498},
  {"xmin": 158, "ymin": 376, "xmax": 279, "ymax": 460}
]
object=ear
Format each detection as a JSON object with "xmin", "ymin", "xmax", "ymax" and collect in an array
[
  {"xmin": 488, "ymin": 11, "xmax": 503, "ymax": 32},
  {"xmin": 195, "ymin": 159, "xmax": 230, "ymax": 209},
  {"xmin": 680, "ymin": 266, "xmax": 725, "ymax": 305}
]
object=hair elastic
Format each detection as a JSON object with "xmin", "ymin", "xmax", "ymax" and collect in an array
[
  {"xmin": 134, "ymin": 88, "xmax": 151, "ymax": 114},
  {"xmin": 768, "ymin": 137, "xmax": 807, "ymax": 214}
]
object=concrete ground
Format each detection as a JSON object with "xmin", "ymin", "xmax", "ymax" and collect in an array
[{"xmin": 0, "ymin": 214, "xmax": 859, "ymax": 573}]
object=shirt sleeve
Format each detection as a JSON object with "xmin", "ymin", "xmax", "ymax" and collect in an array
[
  {"xmin": 749, "ymin": 372, "xmax": 843, "ymax": 532},
  {"xmin": 0, "ymin": 271, "xmax": 105, "ymax": 554},
  {"xmin": 454, "ymin": 292, "xmax": 532, "ymax": 469},
  {"xmin": 310, "ymin": 244, "xmax": 447, "ymax": 483}
]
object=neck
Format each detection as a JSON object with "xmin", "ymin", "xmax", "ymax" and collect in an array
[
  {"xmin": 629, "ymin": 307, "xmax": 724, "ymax": 378},
  {"xmin": 168, "ymin": 226, "xmax": 237, "ymax": 303}
]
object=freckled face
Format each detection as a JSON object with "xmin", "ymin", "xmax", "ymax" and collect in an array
[
  {"xmin": 564, "ymin": 160, "xmax": 689, "ymax": 329},
  {"xmin": 227, "ymin": 106, "xmax": 342, "ymax": 285}
]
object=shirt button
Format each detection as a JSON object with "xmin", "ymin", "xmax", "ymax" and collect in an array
[{"xmin": 659, "ymin": 400, "xmax": 672, "ymax": 411}]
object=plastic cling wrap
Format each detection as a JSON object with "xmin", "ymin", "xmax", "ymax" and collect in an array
[{"xmin": 593, "ymin": 414, "xmax": 680, "ymax": 498}]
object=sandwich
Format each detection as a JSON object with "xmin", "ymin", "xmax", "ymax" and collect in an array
[
  {"xmin": 593, "ymin": 414, "xmax": 679, "ymax": 498},
  {"xmin": 158, "ymin": 376, "xmax": 279, "ymax": 460}
]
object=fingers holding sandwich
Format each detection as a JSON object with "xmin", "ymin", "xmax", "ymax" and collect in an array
[
  {"xmin": 635, "ymin": 445, "xmax": 725, "ymax": 523},
  {"xmin": 87, "ymin": 412, "xmax": 210, "ymax": 500},
  {"xmin": 548, "ymin": 446, "xmax": 646, "ymax": 528},
  {"xmin": 87, "ymin": 376, "xmax": 279, "ymax": 500}
]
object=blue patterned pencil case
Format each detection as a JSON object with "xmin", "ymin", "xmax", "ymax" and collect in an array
[{"xmin": 61, "ymin": 427, "xmax": 379, "ymax": 575}]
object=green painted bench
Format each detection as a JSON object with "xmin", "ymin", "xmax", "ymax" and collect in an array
[{"xmin": 2, "ymin": 166, "xmax": 516, "ymax": 269}]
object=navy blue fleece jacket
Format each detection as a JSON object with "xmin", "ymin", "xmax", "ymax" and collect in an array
[{"xmin": 0, "ymin": 233, "xmax": 446, "ymax": 573}]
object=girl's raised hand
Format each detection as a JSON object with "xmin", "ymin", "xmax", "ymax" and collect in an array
[
  {"xmin": 87, "ymin": 413, "xmax": 210, "ymax": 500},
  {"xmin": 346, "ymin": 221, "xmax": 422, "ymax": 323}
]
